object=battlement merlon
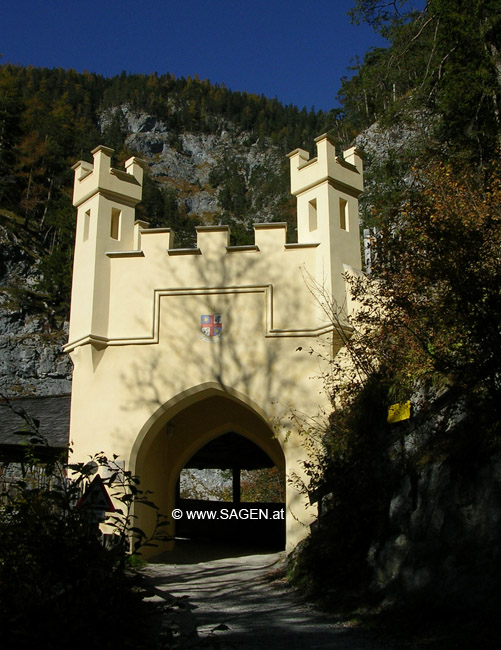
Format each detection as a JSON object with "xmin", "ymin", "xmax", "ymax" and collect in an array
[
  {"xmin": 71, "ymin": 145, "xmax": 146, "ymax": 209},
  {"xmin": 287, "ymin": 133, "xmax": 363, "ymax": 197}
]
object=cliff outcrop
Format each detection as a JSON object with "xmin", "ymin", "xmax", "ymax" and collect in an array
[{"xmin": 0, "ymin": 224, "xmax": 72, "ymax": 396}]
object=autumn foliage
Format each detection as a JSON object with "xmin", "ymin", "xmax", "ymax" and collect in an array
[{"xmin": 353, "ymin": 160, "xmax": 501, "ymax": 404}]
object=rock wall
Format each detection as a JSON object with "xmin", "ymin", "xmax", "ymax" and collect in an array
[
  {"xmin": 0, "ymin": 225, "xmax": 72, "ymax": 397},
  {"xmin": 101, "ymin": 106, "xmax": 286, "ymax": 221},
  {"xmin": 0, "ymin": 307, "xmax": 72, "ymax": 397},
  {"xmin": 368, "ymin": 452, "xmax": 501, "ymax": 611}
]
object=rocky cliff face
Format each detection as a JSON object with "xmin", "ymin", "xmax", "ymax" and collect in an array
[
  {"xmin": 102, "ymin": 106, "xmax": 286, "ymax": 223},
  {"xmin": 368, "ymin": 454, "xmax": 501, "ymax": 611},
  {"xmin": 360, "ymin": 387, "xmax": 501, "ymax": 612},
  {"xmin": 0, "ymin": 225, "xmax": 72, "ymax": 397},
  {"xmin": 0, "ymin": 308, "xmax": 71, "ymax": 398}
]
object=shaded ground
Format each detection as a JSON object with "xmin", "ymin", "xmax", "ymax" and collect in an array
[{"xmin": 140, "ymin": 541, "xmax": 387, "ymax": 649}]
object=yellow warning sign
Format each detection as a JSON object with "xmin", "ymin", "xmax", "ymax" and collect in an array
[{"xmin": 387, "ymin": 400, "xmax": 411, "ymax": 424}]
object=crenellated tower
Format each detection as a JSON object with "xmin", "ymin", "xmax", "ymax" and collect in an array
[
  {"xmin": 69, "ymin": 146, "xmax": 146, "ymax": 348},
  {"xmin": 287, "ymin": 133, "xmax": 363, "ymax": 312}
]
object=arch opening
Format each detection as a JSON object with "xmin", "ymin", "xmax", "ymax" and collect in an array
[{"xmin": 132, "ymin": 388, "xmax": 286, "ymax": 556}]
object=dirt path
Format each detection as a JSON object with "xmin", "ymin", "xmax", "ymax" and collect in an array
[{"xmin": 141, "ymin": 544, "xmax": 388, "ymax": 649}]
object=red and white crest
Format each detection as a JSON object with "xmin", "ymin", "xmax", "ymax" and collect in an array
[{"xmin": 201, "ymin": 314, "xmax": 222, "ymax": 342}]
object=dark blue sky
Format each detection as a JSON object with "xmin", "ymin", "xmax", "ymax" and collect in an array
[{"xmin": 1, "ymin": 0, "xmax": 404, "ymax": 111}]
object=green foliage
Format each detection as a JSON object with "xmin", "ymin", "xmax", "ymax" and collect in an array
[
  {"xmin": 0, "ymin": 396, "xmax": 170, "ymax": 647},
  {"xmin": 0, "ymin": 69, "xmax": 22, "ymax": 204},
  {"xmin": 214, "ymin": 163, "xmax": 250, "ymax": 219},
  {"xmin": 180, "ymin": 466, "xmax": 285, "ymax": 503},
  {"xmin": 348, "ymin": 0, "xmax": 414, "ymax": 32},
  {"xmin": 358, "ymin": 147, "xmax": 419, "ymax": 229},
  {"xmin": 136, "ymin": 172, "xmax": 201, "ymax": 247},
  {"xmin": 291, "ymin": 155, "xmax": 501, "ymax": 608},
  {"xmin": 208, "ymin": 152, "xmax": 293, "ymax": 240},
  {"xmin": 341, "ymin": 0, "xmax": 501, "ymax": 162}
]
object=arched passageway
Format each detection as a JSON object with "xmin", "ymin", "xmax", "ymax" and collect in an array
[
  {"xmin": 176, "ymin": 432, "xmax": 285, "ymax": 549},
  {"xmin": 131, "ymin": 386, "xmax": 286, "ymax": 555}
]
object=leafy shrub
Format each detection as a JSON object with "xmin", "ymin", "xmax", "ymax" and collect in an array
[{"xmin": 0, "ymin": 398, "xmax": 169, "ymax": 647}]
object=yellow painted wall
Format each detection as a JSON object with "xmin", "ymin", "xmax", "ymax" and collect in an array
[{"xmin": 65, "ymin": 135, "xmax": 363, "ymax": 555}]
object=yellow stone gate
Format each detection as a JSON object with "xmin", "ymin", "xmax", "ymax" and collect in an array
[{"xmin": 64, "ymin": 134, "xmax": 363, "ymax": 555}]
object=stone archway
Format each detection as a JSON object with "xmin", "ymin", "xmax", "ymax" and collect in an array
[
  {"xmin": 130, "ymin": 384, "xmax": 285, "ymax": 555},
  {"xmin": 65, "ymin": 136, "xmax": 364, "ymax": 558}
]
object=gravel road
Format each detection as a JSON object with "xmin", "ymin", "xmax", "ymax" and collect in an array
[{"xmin": 141, "ymin": 543, "xmax": 388, "ymax": 649}]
